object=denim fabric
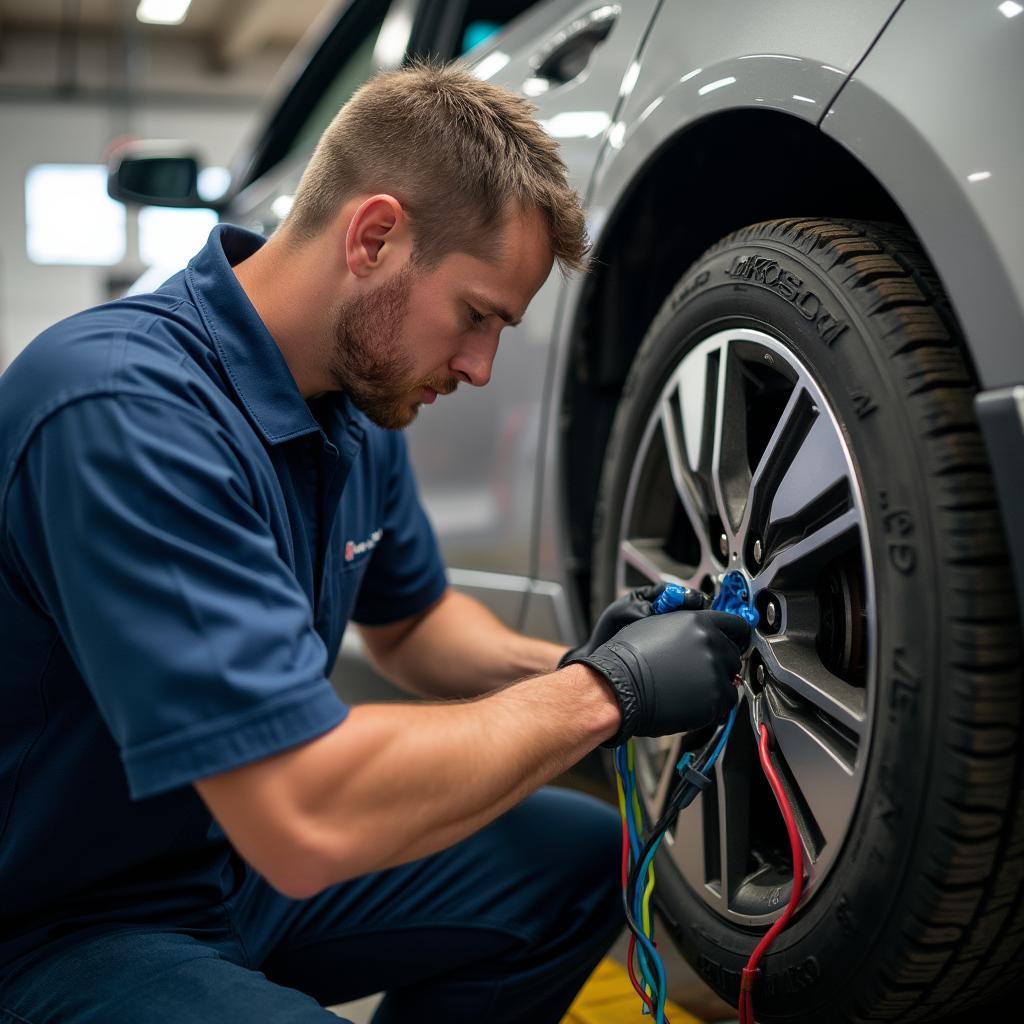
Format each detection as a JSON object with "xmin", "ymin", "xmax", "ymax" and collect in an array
[{"xmin": 0, "ymin": 788, "xmax": 623, "ymax": 1024}]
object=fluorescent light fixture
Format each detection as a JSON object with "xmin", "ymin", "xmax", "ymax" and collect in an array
[
  {"xmin": 698, "ymin": 76, "xmax": 737, "ymax": 96},
  {"xmin": 137, "ymin": 0, "xmax": 192, "ymax": 26},
  {"xmin": 967, "ymin": 171, "xmax": 992, "ymax": 182},
  {"xmin": 792, "ymin": 94, "xmax": 816, "ymax": 104},
  {"xmin": 998, "ymin": 1, "xmax": 1022, "ymax": 17},
  {"xmin": 679, "ymin": 67, "xmax": 703, "ymax": 84}
]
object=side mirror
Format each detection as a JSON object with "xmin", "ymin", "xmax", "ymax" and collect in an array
[{"xmin": 107, "ymin": 142, "xmax": 205, "ymax": 208}]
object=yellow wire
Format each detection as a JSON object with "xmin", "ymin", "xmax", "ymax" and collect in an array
[
  {"xmin": 641, "ymin": 857, "xmax": 657, "ymax": 938},
  {"xmin": 615, "ymin": 763, "xmax": 628, "ymax": 821}
]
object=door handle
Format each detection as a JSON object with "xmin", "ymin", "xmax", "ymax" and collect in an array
[{"xmin": 528, "ymin": 5, "xmax": 619, "ymax": 89}]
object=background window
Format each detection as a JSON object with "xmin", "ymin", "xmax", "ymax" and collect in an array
[
  {"xmin": 138, "ymin": 205, "xmax": 219, "ymax": 268},
  {"xmin": 25, "ymin": 164, "xmax": 126, "ymax": 266}
]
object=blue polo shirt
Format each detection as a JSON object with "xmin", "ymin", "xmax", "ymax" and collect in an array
[{"xmin": 0, "ymin": 225, "xmax": 447, "ymax": 966}]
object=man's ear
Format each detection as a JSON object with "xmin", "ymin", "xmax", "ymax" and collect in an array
[{"xmin": 345, "ymin": 194, "xmax": 406, "ymax": 278}]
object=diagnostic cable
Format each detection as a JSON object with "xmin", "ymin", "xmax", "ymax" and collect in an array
[{"xmin": 613, "ymin": 576, "xmax": 805, "ymax": 1023}]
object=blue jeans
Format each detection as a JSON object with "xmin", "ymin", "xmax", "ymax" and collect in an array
[{"xmin": 0, "ymin": 788, "xmax": 622, "ymax": 1024}]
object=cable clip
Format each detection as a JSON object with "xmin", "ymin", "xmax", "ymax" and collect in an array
[{"xmin": 680, "ymin": 765, "xmax": 712, "ymax": 792}]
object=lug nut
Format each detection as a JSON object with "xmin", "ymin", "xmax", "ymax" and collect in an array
[
  {"xmin": 753, "ymin": 539, "xmax": 763, "ymax": 564},
  {"xmin": 756, "ymin": 663, "xmax": 766, "ymax": 687},
  {"xmin": 766, "ymin": 600, "xmax": 778, "ymax": 628},
  {"xmin": 719, "ymin": 533, "xmax": 729, "ymax": 558}
]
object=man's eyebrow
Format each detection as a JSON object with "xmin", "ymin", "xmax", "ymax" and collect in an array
[{"xmin": 468, "ymin": 293, "xmax": 522, "ymax": 327}]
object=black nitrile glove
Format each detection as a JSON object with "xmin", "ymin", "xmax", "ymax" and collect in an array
[
  {"xmin": 566, "ymin": 610, "xmax": 751, "ymax": 746},
  {"xmin": 558, "ymin": 584, "xmax": 708, "ymax": 668}
]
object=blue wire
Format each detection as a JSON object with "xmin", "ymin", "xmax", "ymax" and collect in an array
[
  {"xmin": 632, "ymin": 832, "xmax": 669, "ymax": 1021},
  {"xmin": 704, "ymin": 704, "xmax": 738, "ymax": 773},
  {"xmin": 627, "ymin": 706, "xmax": 739, "ymax": 1018},
  {"xmin": 616, "ymin": 746, "xmax": 643, "ymax": 860}
]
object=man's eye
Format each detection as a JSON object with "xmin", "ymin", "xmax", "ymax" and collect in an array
[{"xmin": 468, "ymin": 307, "xmax": 486, "ymax": 327}]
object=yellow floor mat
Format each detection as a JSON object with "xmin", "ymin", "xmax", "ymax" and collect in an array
[{"xmin": 562, "ymin": 957, "xmax": 702, "ymax": 1023}]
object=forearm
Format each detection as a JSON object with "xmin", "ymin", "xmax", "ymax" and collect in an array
[
  {"xmin": 361, "ymin": 590, "xmax": 568, "ymax": 698},
  {"xmin": 197, "ymin": 662, "xmax": 619, "ymax": 896}
]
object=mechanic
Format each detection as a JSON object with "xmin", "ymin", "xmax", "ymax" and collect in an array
[{"xmin": 0, "ymin": 64, "xmax": 749, "ymax": 1023}]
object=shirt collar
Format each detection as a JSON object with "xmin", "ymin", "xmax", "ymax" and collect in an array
[{"xmin": 185, "ymin": 223, "xmax": 326, "ymax": 446}]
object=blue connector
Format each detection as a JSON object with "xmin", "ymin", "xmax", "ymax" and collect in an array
[
  {"xmin": 713, "ymin": 570, "xmax": 760, "ymax": 628},
  {"xmin": 651, "ymin": 583, "xmax": 690, "ymax": 615}
]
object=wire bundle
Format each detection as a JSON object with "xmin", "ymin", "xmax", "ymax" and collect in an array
[
  {"xmin": 614, "ymin": 705, "xmax": 738, "ymax": 1021},
  {"xmin": 737, "ymin": 722, "xmax": 805, "ymax": 1024}
]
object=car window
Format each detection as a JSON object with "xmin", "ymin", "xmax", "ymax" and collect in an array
[
  {"xmin": 286, "ymin": 11, "xmax": 388, "ymax": 161},
  {"xmin": 443, "ymin": 0, "xmax": 544, "ymax": 59}
]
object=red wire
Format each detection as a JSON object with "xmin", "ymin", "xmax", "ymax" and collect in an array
[
  {"xmin": 626, "ymin": 934, "xmax": 657, "ymax": 1015},
  {"xmin": 739, "ymin": 723, "xmax": 805, "ymax": 1024}
]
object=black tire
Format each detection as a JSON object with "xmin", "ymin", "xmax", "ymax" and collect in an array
[{"xmin": 591, "ymin": 218, "xmax": 1024, "ymax": 1022}]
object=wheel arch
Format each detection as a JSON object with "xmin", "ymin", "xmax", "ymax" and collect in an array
[{"xmin": 559, "ymin": 108, "xmax": 907, "ymax": 612}]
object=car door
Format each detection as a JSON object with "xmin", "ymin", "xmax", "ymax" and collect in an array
[{"xmin": 406, "ymin": 0, "xmax": 661, "ymax": 633}]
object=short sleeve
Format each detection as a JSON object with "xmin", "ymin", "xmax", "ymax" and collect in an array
[
  {"xmin": 6, "ymin": 393, "xmax": 347, "ymax": 799},
  {"xmin": 351, "ymin": 432, "xmax": 447, "ymax": 625}
]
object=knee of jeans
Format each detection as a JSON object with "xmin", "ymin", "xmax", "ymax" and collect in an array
[{"xmin": 542, "ymin": 793, "xmax": 622, "ymax": 915}]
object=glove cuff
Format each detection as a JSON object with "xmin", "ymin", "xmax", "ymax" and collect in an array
[{"xmin": 565, "ymin": 646, "xmax": 641, "ymax": 748}]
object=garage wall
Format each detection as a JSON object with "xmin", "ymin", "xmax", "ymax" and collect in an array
[{"xmin": 0, "ymin": 29, "xmax": 290, "ymax": 369}]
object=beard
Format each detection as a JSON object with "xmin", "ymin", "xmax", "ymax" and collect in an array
[{"xmin": 328, "ymin": 265, "xmax": 458, "ymax": 430}]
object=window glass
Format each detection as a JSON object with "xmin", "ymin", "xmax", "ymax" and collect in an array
[
  {"xmin": 458, "ymin": 0, "xmax": 539, "ymax": 55},
  {"xmin": 287, "ymin": 19, "xmax": 385, "ymax": 160},
  {"xmin": 138, "ymin": 206, "xmax": 219, "ymax": 267},
  {"xmin": 25, "ymin": 164, "xmax": 126, "ymax": 266}
]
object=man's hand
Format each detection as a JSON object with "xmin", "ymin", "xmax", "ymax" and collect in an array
[
  {"xmin": 565, "ymin": 610, "xmax": 751, "ymax": 745},
  {"xmin": 559, "ymin": 583, "xmax": 708, "ymax": 668}
]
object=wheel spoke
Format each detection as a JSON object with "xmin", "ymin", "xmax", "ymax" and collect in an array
[
  {"xmin": 666, "ymin": 787, "xmax": 711, "ymax": 898},
  {"xmin": 755, "ymin": 507, "xmax": 860, "ymax": 592},
  {"xmin": 648, "ymin": 734, "xmax": 683, "ymax": 818},
  {"xmin": 659, "ymin": 400, "xmax": 711, "ymax": 558},
  {"xmin": 762, "ymin": 409, "xmax": 853, "ymax": 556},
  {"xmin": 717, "ymin": 721, "xmax": 756, "ymax": 909},
  {"xmin": 760, "ymin": 634, "xmax": 867, "ymax": 737},
  {"xmin": 743, "ymin": 385, "xmax": 815, "ymax": 535},
  {"xmin": 710, "ymin": 340, "xmax": 752, "ymax": 534},
  {"xmin": 619, "ymin": 539, "xmax": 689, "ymax": 588},
  {"xmin": 763, "ymin": 684, "xmax": 861, "ymax": 862}
]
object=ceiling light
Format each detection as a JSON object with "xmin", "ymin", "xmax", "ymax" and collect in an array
[
  {"xmin": 998, "ymin": 2, "xmax": 1022, "ymax": 16},
  {"xmin": 136, "ymin": 0, "xmax": 193, "ymax": 26}
]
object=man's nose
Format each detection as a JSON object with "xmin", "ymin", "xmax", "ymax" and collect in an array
[{"xmin": 450, "ymin": 332, "xmax": 499, "ymax": 387}]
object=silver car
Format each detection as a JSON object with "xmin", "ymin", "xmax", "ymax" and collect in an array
[{"xmin": 110, "ymin": 1, "xmax": 1024, "ymax": 1020}]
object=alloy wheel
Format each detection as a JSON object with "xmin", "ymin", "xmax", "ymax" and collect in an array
[{"xmin": 615, "ymin": 326, "xmax": 876, "ymax": 925}]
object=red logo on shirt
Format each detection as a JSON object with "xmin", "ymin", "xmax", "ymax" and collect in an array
[{"xmin": 344, "ymin": 528, "xmax": 382, "ymax": 562}]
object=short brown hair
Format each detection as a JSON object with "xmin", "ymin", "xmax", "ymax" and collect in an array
[{"xmin": 284, "ymin": 61, "xmax": 589, "ymax": 274}]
